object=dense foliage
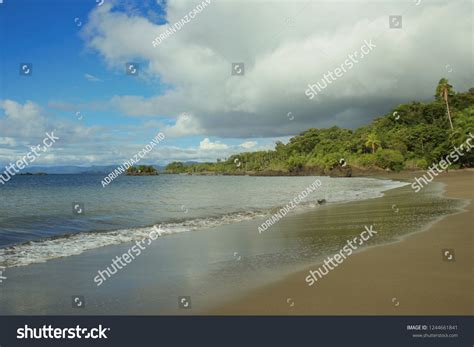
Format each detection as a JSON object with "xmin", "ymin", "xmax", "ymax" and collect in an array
[
  {"xmin": 166, "ymin": 80, "xmax": 474, "ymax": 175},
  {"xmin": 126, "ymin": 165, "xmax": 158, "ymax": 175}
]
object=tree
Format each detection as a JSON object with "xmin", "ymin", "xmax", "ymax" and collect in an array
[
  {"xmin": 127, "ymin": 165, "xmax": 158, "ymax": 175},
  {"xmin": 165, "ymin": 162, "xmax": 186, "ymax": 173},
  {"xmin": 169, "ymin": 80, "xmax": 473, "ymax": 174},
  {"xmin": 365, "ymin": 132, "xmax": 381, "ymax": 153},
  {"xmin": 435, "ymin": 78, "xmax": 455, "ymax": 130},
  {"xmin": 375, "ymin": 149, "xmax": 405, "ymax": 171}
]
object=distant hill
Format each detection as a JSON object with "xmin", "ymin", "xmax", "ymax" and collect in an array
[{"xmin": 13, "ymin": 165, "xmax": 165, "ymax": 175}]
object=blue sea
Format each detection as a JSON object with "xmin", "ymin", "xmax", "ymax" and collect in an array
[{"xmin": 0, "ymin": 174, "xmax": 408, "ymax": 268}]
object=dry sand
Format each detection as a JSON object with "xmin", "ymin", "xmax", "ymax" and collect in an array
[{"xmin": 209, "ymin": 170, "xmax": 474, "ymax": 315}]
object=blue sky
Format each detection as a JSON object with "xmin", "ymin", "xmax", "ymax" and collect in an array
[
  {"xmin": 0, "ymin": 0, "xmax": 471, "ymax": 167},
  {"xmin": 0, "ymin": 0, "xmax": 279, "ymax": 166},
  {"xmin": 1, "ymin": 0, "xmax": 163, "ymax": 132}
]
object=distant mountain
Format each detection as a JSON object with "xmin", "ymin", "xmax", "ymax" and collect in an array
[{"xmin": 11, "ymin": 165, "xmax": 166, "ymax": 174}]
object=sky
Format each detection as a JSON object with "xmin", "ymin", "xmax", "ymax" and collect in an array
[{"xmin": 0, "ymin": 0, "xmax": 472, "ymax": 167}]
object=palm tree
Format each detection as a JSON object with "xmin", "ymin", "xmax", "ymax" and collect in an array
[
  {"xmin": 365, "ymin": 132, "xmax": 381, "ymax": 154},
  {"xmin": 435, "ymin": 78, "xmax": 454, "ymax": 130}
]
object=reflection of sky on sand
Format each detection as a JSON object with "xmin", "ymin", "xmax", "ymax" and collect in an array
[{"xmin": 0, "ymin": 181, "xmax": 461, "ymax": 315}]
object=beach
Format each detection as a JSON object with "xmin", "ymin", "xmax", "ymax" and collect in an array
[
  {"xmin": 208, "ymin": 170, "xmax": 474, "ymax": 315},
  {"xmin": 0, "ymin": 171, "xmax": 471, "ymax": 315}
]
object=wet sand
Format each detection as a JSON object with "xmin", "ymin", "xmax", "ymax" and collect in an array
[
  {"xmin": 0, "ymin": 172, "xmax": 470, "ymax": 315},
  {"xmin": 208, "ymin": 170, "xmax": 474, "ymax": 315}
]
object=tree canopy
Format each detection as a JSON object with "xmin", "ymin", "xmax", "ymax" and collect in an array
[
  {"xmin": 166, "ymin": 80, "xmax": 474, "ymax": 175},
  {"xmin": 126, "ymin": 165, "xmax": 158, "ymax": 175}
]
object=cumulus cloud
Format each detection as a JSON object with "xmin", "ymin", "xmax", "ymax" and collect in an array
[
  {"xmin": 0, "ymin": 100, "xmax": 49, "ymax": 140},
  {"xmin": 239, "ymin": 141, "xmax": 257, "ymax": 149},
  {"xmin": 0, "ymin": 99, "xmax": 259, "ymax": 165},
  {"xmin": 0, "ymin": 137, "xmax": 18, "ymax": 147},
  {"xmin": 163, "ymin": 112, "xmax": 205, "ymax": 137},
  {"xmin": 0, "ymin": 100, "xmax": 130, "ymax": 165},
  {"xmin": 0, "ymin": 99, "xmax": 286, "ymax": 165},
  {"xmin": 3, "ymin": 1, "xmax": 472, "ymax": 167},
  {"xmin": 199, "ymin": 138, "xmax": 229, "ymax": 150},
  {"xmin": 81, "ymin": 0, "xmax": 472, "ymax": 139}
]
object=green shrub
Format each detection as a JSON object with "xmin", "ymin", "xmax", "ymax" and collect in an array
[
  {"xmin": 287, "ymin": 155, "xmax": 306, "ymax": 172},
  {"xmin": 375, "ymin": 149, "xmax": 405, "ymax": 171},
  {"xmin": 321, "ymin": 153, "xmax": 344, "ymax": 170},
  {"xmin": 416, "ymin": 159, "xmax": 429, "ymax": 169},
  {"xmin": 356, "ymin": 153, "xmax": 377, "ymax": 168}
]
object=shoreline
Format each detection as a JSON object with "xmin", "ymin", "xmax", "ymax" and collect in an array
[
  {"xmin": 206, "ymin": 169, "xmax": 473, "ymax": 315},
  {"xmin": 0, "ymin": 175, "xmax": 407, "ymax": 269},
  {"xmin": 161, "ymin": 167, "xmax": 446, "ymax": 178},
  {"xmin": 0, "ymin": 171, "xmax": 470, "ymax": 315}
]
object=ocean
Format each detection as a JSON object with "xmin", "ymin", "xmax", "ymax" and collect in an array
[{"xmin": 0, "ymin": 174, "xmax": 408, "ymax": 268}]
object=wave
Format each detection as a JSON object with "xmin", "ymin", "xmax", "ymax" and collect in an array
[{"xmin": 0, "ymin": 179, "xmax": 409, "ymax": 268}]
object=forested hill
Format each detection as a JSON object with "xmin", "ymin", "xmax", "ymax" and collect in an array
[{"xmin": 166, "ymin": 79, "xmax": 474, "ymax": 176}]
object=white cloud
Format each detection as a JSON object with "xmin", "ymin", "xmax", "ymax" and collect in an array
[
  {"xmin": 0, "ymin": 137, "xmax": 18, "ymax": 147},
  {"xmin": 81, "ymin": 0, "xmax": 472, "ymax": 138},
  {"xmin": 239, "ymin": 140, "xmax": 257, "ymax": 149},
  {"xmin": 0, "ymin": 100, "xmax": 48, "ymax": 139},
  {"xmin": 199, "ymin": 138, "xmax": 229, "ymax": 150},
  {"xmin": 84, "ymin": 73, "xmax": 103, "ymax": 82},
  {"xmin": 0, "ymin": 100, "xmax": 126, "ymax": 165},
  {"xmin": 3, "ymin": 1, "xmax": 472, "ymax": 167},
  {"xmin": 164, "ymin": 112, "xmax": 205, "ymax": 137},
  {"xmin": 0, "ymin": 99, "xmax": 288, "ymax": 165}
]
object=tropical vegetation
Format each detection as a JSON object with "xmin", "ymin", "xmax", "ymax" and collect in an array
[
  {"xmin": 126, "ymin": 165, "xmax": 159, "ymax": 175},
  {"xmin": 165, "ymin": 80, "xmax": 474, "ymax": 175}
]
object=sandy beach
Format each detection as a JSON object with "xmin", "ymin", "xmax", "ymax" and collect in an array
[
  {"xmin": 0, "ymin": 172, "xmax": 471, "ymax": 315},
  {"xmin": 208, "ymin": 170, "xmax": 474, "ymax": 315}
]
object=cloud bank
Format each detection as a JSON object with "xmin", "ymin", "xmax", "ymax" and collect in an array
[{"xmin": 82, "ymin": 0, "xmax": 472, "ymax": 138}]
